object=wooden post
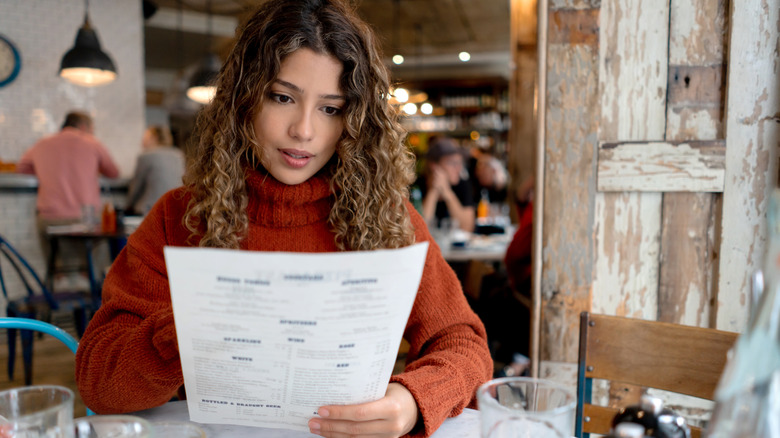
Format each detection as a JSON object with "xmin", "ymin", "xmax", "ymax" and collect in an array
[
  {"xmin": 592, "ymin": 0, "xmax": 669, "ymax": 320},
  {"xmin": 716, "ymin": 0, "xmax": 780, "ymax": 331},
  {"xmin": 540, "ymin": 1, "xmax": 600, "ymax": 368}
]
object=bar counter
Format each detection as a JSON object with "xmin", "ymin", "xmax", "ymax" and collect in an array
[{"xmin": 0, "ymin": 173, "xmax": 129, "ymax": 193}]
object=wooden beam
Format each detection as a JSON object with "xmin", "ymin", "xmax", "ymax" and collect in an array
[
  {"xmin": 716, "ymin": 0, "xmax": 780, "ymax": 332},
  {"xmin": 597, "ymin": 140, "xmax": 725, "ymax": 192},
  {"xmin": 540, "ymin": 6, "xmax": 600, "ymax": 364},
  {"xmin": 658, "ymin": 0, "xmax": 727, "ymax": 330},
  {"xmin": 592, "ymin": 0, "xmax": 669, "ymax": 320}
]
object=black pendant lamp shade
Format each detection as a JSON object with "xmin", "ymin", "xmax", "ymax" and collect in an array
[
  {"xmin": 59, "ymin": 16, "xmax": 117, "ymax": 87},
  {"xmin": 186, "ymin": 54, "xmax": 220, "ymax": 104}
]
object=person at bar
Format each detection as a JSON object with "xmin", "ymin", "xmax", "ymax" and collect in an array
[
  {"xmin": 17, "ymin": 111, "xmax": 119, "ymax": 268},
  {"xmin": 126, "ymin": 125, "xmax": 185, "ymax": 216},
  {"xmin": 74, "ymin": 1, "xmax": 493, "ymax": 437}
]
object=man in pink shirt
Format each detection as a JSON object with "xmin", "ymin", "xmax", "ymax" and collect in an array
[{"xmin": 18, "ymin": 111, "xmax": 119, "ymax": 270}]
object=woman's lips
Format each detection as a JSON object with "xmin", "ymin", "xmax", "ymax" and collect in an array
[{"xmin": 279, "ymin": 149, "xmax": 312, "ymax": 169}]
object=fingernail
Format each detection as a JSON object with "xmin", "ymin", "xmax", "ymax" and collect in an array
[
  {"xmin": 319, "ymin": 408, "xmax": 330, "ymax": 418},
  {"xmin": 309, "ymin": 420, "xmax": 321, "ymax": 430}
]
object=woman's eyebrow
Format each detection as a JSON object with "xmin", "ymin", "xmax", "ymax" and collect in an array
[{"xmin": 274, "ymin": 79, "xmax": 346, "ymax": 101}]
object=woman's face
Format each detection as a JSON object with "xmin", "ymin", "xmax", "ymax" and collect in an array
[
  {"xmin": 142, "ymin": 129, "xmax": 156, "ymax": 149},
  {"xmin": 253, "ymin": 48, "xmax": 346, "ymax": 185}
]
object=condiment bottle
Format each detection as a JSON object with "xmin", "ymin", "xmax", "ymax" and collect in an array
[
  {"xmin": 477, "ymin": 189, "xmax": 490, "ymax": 221},
  {"xmin": 101, "ymin": 202, "xmax": 116, "ymax": 233}
]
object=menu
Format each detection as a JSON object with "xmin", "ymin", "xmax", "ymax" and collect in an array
[{"xmin": 163, "ymin": 243, "xmax": 429, "ymax": 431}]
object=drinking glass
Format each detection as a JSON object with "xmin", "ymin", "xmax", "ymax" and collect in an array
[
  {"xmin": 73, "ymin": 415, "xmax": 152, "ymax": 438},
  {"xmin": 0, "ymin": 385, "xmax": 74, "ymax": 438},
  {"xmin": 477, "ymin": 377, "xmax": 576, "ymax": 438}
]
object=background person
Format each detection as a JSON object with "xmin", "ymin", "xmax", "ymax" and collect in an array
[
  {"xmin": 75, "ymin": 2, "xmax": 492, "ymax": 437},
  {"xmin": 418, "ymin": 137, "xmax": 475, "ymax": 232},
  {"xmin": 17, "ymin": 111, "xmax": 119, "ymax": 268},
  {"xmin": 126, "ymin": 125, "xmax": 185, "ymax": 216}
]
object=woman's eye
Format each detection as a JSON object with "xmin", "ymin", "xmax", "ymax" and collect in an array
[
  {"xmin": 271, "ymin": 93, "xmax": 292, "ymax": 104},
  {"xmin": 323, "ymin": 106, "xmax": 342, "ymax": 116}
]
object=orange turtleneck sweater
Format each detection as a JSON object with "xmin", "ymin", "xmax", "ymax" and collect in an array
[{"xmin": 75, "ymin": 170, "xmax": 492, "ymax": 437}]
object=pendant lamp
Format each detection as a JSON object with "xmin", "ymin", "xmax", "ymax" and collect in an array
[
  {"xmin": 186, "ymin": 0, "xmax": 220, "ymax": 104},
  {"xmin": 186, "ymin": 54, "xmax": 220, "ymax": 104},
  {"xmin": 59, "ymin": 0, "xmax": 117, "ymax": 87}
]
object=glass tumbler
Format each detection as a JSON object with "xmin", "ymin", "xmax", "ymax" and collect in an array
[
  {"xmin": 477, "ymin": 377, "xmax": 576, "ymax": 438},
  {"xmin": 73, "ymin": 415, "xmax": 152, "ymax": 438},
  {"xmin": 0, "ymin": 385, "xmax": 75, "ymax": 438}
]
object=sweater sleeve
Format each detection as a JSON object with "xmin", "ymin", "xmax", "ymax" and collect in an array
[
  {"xmin": 75, "ymin": 194, "xmax": 184, "ymax": 414},
  {"xmin": 389, "ymin": 203, "xmax": 493, "ymax": 438}
]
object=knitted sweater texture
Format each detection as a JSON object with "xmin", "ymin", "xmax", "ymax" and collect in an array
[{"xmin": 75, "ymin": 169, "xmax": 493, "ymax": 437}]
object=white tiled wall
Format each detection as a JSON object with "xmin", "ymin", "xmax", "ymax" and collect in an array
[
  {"xmin": 0, "ymin": 0, "xmax": 145, "ymax": 174},
  {"xmin": 0, "ymin": 0, "xmax": 145, "ymax": 312}
]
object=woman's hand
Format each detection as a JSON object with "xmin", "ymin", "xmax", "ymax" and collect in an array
[{"xmin": 308, "ymin": 383, "xmax": 419, "ymax": 438}]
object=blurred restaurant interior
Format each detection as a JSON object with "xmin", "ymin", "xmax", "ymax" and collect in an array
[{"xmin": 0, "ymin": 0, "xmax": 778, "ymax": 427}]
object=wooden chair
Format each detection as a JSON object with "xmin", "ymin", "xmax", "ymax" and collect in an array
[{"xmin": 575, "ymin": 312, "xmax": 738, "ymax": 438}]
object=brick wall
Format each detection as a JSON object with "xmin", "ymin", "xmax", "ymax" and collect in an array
[{"xmin": 0, "ymin": 0, "xmax": 144, "ymax": 311}]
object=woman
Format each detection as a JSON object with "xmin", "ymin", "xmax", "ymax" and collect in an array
[{"xmin": 75, "ymin": 1, "xmax": 492, "ymax": 437}]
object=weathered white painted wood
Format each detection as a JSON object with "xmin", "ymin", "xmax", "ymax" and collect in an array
[
  {"xmin": 597, "ymin": 141, "xmax": 725, "ymax": 192},
  {"xmin": 592, "ymin": 192, "xmax": 662, "ymax": 319},
  {"xmin": 717, "ymin": 0, "xmax": 780, "ymax": 332},
  {"xmin": 592, "ymin": 0, "xmax": 669, "ymax": 320},
  {"xmin": 660, "ymin": 0, "xmax": 726, "ymax": 331}
]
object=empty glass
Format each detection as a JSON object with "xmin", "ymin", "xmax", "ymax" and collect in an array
[
  {"xmin": 477, "ymin": 377, "xmax": 576, "ymax": 438},
  {"xmin": 0, "ymin": 385, "xmax": 74, "ymax": 438},
  {"xmin": 73, "ymin": 415, "xmax": 152, "ymax": 438}
]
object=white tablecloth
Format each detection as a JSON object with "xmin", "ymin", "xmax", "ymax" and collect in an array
[{"xmin": 133, "ymin": 401, "xmax": 481, "ymax": 438}]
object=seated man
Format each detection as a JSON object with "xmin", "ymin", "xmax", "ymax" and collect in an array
[{"xmin": 417, "ymin": 137, "xmax": 475, "ymax": 232}]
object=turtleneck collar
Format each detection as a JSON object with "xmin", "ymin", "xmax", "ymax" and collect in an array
[{"xmin": 245, "ymin": 168, "xmax": 334, "ymax": 228}]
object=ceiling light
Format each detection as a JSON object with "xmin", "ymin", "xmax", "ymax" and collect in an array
[
  {"xmin": 458, "ymin": 51, "xmax": 471, "ymax": 62},
  {"xmin": 392, "ymin": 54, "xmax": 405, "ymax": 65},
  {"xmin": 420, "ymin": 102, "xmax": 433, "ymax": 115},
  {"xmin": 187, "ymin": 54, "xmax": 220, "ymax": 104},
  {"xmin": 59, "ymin": 0, "xmax": 117, "ymax": 87},
  {"xmin": 394, "ymin": 88, "xmax": 409, "ymax": 103},
  {"xmin": 186, "ymin": 0, "xmax": 220, "ymax": 104},
  {"xmin": 402, "ymin": 103, "xmax": 417, "ymax": 115}
]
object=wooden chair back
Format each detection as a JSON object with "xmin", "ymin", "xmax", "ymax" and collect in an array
[{"xmin": 575, "ymin": 312, "xmax": 738, "ymax": 438}]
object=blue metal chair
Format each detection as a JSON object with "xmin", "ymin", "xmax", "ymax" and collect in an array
[
  {"xmin": 0, "ymin": 317, "xmax": 94, "ymax": 415},
  {"xmin": 0, "ymin": 234, "xmax": 95, "ymax": 385}
]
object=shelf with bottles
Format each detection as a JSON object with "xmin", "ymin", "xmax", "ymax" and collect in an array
[
  {"xmin": 396, "ymin": 78, "xmax": 510, "ymax": 134},
  {"xmin": 400, "ymin": 111, "xmax": 509, "ymax": 134}
]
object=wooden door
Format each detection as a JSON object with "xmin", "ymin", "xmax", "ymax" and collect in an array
[{"xmin": 531, "ymin": 0, "xmax": 780, "ymax": 391}]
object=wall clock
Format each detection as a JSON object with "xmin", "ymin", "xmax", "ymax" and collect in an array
[{"xmin": 0, "ymin": 34, "xmax": 21, "ymax": 88}]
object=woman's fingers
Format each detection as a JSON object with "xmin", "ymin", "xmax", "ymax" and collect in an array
[{"xmin": 308, "ymin": 383, "xmax": 418, "ymax": 438}]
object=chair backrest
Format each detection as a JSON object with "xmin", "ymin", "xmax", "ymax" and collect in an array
[
  {"xmin": 0, "ymin": 235, "xmax": 57, "ymax": 309},
  {"xmin": 0, "ymin": 317, "xmax": 93, "ymax": 416},
  {"xmin": 575, "ymin": 311, "xmax": 738, "ymax": 438}
]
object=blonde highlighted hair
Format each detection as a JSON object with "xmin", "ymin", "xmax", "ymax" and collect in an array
[{"xmin": 183, "ymin": 0, "xmax": 416, "ymax": 250}]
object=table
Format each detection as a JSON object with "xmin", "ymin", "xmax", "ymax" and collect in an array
[
  {"xmin": 45, "ymin": 224, "xmax": 130, "ymax": 306},
  {"xmin": 133, "ymin": 401, "xmax": 481, "ymax": 438},
  {"xmin": 435, "ymin": 231, "xmax": 512, "ymax": 264}
]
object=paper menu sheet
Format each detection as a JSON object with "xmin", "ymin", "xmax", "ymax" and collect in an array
[{"xmin": 163, "ymin": 242, "xmax": 429, "ymax": 431}]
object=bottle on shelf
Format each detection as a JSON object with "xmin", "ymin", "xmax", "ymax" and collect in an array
[{"xmin": 705, "ymin": 190, "xmax": 780, "ymax": 437}]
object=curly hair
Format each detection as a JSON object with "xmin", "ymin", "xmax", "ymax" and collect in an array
[{"xmin": 183, "ymin": 0, "xmax": 416, "ymax": 251}]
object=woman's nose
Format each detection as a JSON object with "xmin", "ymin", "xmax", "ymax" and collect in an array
[{"xmin": 289, "ymin": 110, "xmax": 314, "ymax": 141}]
